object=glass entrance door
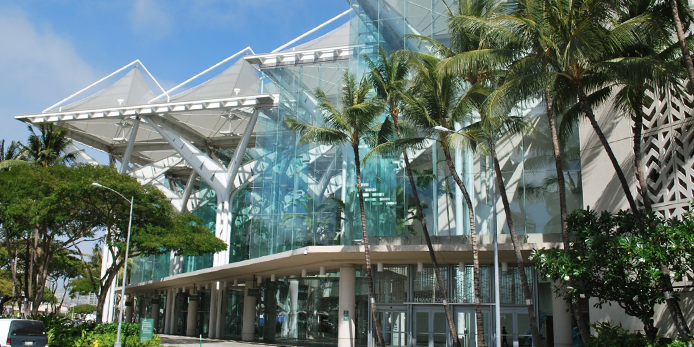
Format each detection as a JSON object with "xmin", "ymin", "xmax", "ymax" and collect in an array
[
  {"xmin": 379, "ymin": 310, "xmax": 407, "ymax": 346},
  {"xmin": 455, "ymin": 307, "xmax": 491, "ymax": 347},
  {"xmin": 414, "ymin": 308, "xmax": 448, "ymax": 347},
  {"xmin": 501, "ymin": 308, "xmax": 532, "ymax": 347}
]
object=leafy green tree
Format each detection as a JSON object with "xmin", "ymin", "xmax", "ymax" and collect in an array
[
  {"xmin": 533, "ymin": 209, "xmax": 666, "ymax": 341},
  {"xmin": 0, "ymin": 164, "xmax": 226, "ymax": 322},
  {"xmin": 285, "ymin": 71, "xmax": 387, "ymax": 347},
  {"xmin": 72, "ymin": 304, "xmax": 97, "ymax": 316},
  {"xmin": 46, "ymin": 250, "xmax": 84, "ymax": 313}
]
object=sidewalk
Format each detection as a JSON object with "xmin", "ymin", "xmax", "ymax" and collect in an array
[{"xmin": 159, "ymin": 334, "xmax": 305, "ymax": 347}]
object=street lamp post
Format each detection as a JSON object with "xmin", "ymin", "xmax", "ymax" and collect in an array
[{"xmin": 92, "ymin": 182, "xmax": 133, "ymax": 347}]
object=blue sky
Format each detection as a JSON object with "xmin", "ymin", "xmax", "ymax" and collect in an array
[{"xmin": 0, "ymin": 0, "xmax": 350, "ymax": 146}]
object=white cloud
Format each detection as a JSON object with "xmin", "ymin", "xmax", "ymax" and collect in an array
[
  {"xmin": 128, "ymin": 0, "xmax": 173, "ymax": 41},
  {"xmin": 0, "ymin": 7, "xmax": 98, "ymax": 142}
]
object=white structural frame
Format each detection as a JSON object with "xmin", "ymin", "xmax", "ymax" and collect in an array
[
  {"xmin": 149, "ymin": 46, "xmax": 256, "ymax": 103},
  {"xmin": 43, "ymin": 60, "xmax": 166, "ymax": 113}
]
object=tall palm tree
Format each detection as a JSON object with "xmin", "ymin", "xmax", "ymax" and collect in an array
[
  {"xmin": 364, "ymin": 47, "xmax": 461, "ymax": 347},
  {"xmin": 545, "ymin": 0, "xmax": 693, "ymax": 338},
  {"xmin": 23, "ymin": 123, "xmax": 79, "ymax": 167},
  {"xmin": 666, "ymin": 0, "xmax": 694, "ymax": 94},
  {"xmin": 403, "ymin": 52, "xmax": 488, "ymax": 347},
  {"xmin": 485, "ymin": 0, "xmax": 596, "ymax": 339},
  {"xmin": 466, "ymin": 84, "xmax": 544, "ymax": 346},
  {"xmin": 285, "ymin": 71, "xmax": 387, "ymax": 347},
  {"xmin": 603, "ymin": 0, "xmax": 682, "ymax": 212}
]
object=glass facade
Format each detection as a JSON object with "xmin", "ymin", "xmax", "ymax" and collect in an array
[{"xmin": 124, "ymin": 1, "xmax": 581, "ymax": 346}]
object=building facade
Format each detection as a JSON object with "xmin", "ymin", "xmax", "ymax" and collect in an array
[{"xmin": 15, "ymin": 0, "xmax": 693, "ymax": 346}]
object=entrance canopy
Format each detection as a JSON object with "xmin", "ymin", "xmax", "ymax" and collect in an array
[{"xmin": 15, "ymin": 58, "xmax": 277, "ymax": 170}]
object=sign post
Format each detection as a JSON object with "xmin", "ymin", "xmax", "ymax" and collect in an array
[{"xmin": 140, "ymin": 318, "xmax": 154, "ymax": 342}]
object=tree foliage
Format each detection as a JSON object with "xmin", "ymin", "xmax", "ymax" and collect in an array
[{"xmin": 533, "ymin": 207, "xmax": 694, "ymax": 340}]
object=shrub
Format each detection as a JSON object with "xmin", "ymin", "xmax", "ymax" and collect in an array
[{"xmin": 589, "ymin": 321, "xmax": 689, "ymax": 347}]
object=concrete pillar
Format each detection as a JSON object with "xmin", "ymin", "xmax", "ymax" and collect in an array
[
  {"xmin": 164, "ymin": 289, "xmax": 175, "ymax": 334},
  {"xmin": 242, "ymin": 280, "xmax": 258, "ymax": 341},
  {"xmin": 215, "ymin": 282, "xmax": 227, "ymax": 339},
  {"xmin": 125, "ymin": 296, "xmax": 134, "ymax": 323},
  {"xmin": 208, "ymin": 283, "xmax": 219, "ymax": 338},
  {"xmin": 552, "ymin": 287, "xmax": 573, "ymax": 347},
  {"xmin": 186, "ymin": 290, "xmax": 199, "ymax": 337},
  {"xmin": 338, "ymin": 265, "xmax": 356, "ymax": 347},
  {"xmin": 151, "ymin": 296, "xmax": 161, "ymax": 333}
]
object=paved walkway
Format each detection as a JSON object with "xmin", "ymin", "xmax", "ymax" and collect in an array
[{"xmin": 159, "ymin": 334, "xmax": 306, "ymax": 347}]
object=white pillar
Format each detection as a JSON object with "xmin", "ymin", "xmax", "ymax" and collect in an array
[
  {"xmin": 242, "ymin": 280, "xmax": 258, "ymax": 341},
  {"xmin": 338, "ymin": 265, "xmax": 356, "ymax": 347},
  {"xmin": 125, "ymin": 296, "xmax": 134, "ymax": 323},
  {"xmin": 186, "ymin": 290, "xmax": 199, "ymax": 337},
  {"xmin": 552, "ymin": 287, "xmax": 573, "ymax": 347},
  {"xmin": 208, "ymin": 283, "xmax": 218, "ymax": 338},
  {"xmin": 164, "ymin": 290, "xmax": 172, "ymax": 334},
  {"xmin": 215, "ymin": 282, "xmax": 227, "ymax": 339},
  {"xmin": 214, "ymin": 197, "xmax": 231, "ymax": 267}
]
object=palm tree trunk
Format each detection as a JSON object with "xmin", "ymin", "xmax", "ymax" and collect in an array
[
  {"xmin": 578, "ymin": 84, "xmax": 692, "ymax": 343},
  {"xmin": 392, "ymin": 112, "xmax": 461, "ymax": 347},
  {"xmin": 544, "ymin": 90, "xmax": 592, "ymax": 344},
  {"xmin": 490, "ymin": 143, "xmax": 542, "ymax": 347},
  {"xmin": 441, "ymin": 143, "xmax": 486, "ymax": 347},
  {"xmin": 632, "ymin": 89, "xmax": 652, "ymax": 211},
  {"xmin": 575, "ymin": 85, "xmax": 641, "ymax": 221},
  {"xmin": 668, "ymin": 0, "xmax": 694, "ymax": 95},
  {"xmin": 352, "ymin": 144, "xmax": 386, "ymax": 347},
  {"xmin": 659, "ymin": 269, "xmax": 693, "ymax": 342}
]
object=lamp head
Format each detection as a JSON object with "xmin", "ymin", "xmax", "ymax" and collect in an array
[{"xmin": 91, "ymin": 182, "xmax": 103, "ymax": 188}]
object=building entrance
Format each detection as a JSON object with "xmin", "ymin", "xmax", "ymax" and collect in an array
[
  {"xmin": 414, "ymin": 308, "xmax": 447, "ymax": 347},
  {"xmin": 500, "ymin": 308, "xmax": 532, "ymax": 347}
]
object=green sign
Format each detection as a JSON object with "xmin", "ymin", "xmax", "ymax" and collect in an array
[
  {"xmin": 139, "ymin": 318, "xmax": 154, "ymax": 342},
  {"xmin": 247, "ymin": 288, "xmax": 260, "ymax": 298}
]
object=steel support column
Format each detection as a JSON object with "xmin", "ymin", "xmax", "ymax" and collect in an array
[{"xmin": 120, "ymin": 117, "xmax": 141, "ymax": 174}]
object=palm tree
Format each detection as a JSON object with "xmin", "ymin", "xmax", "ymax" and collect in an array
[
  {"xmin": 364, "ymin": 47, "xmax": 461, "ymax": 347},
  {"xmin": 403, "ymin": 52, "xmax": 488, "ymax": 347},
  {"xmin": 545, "ymin": 0, "xmax": 693, "ymax": 338},
  {"xmin": 0, "ymin": 139, "xmax": 27, "ymax": 170},
  {"xmin": 666, "ymin": 0, "xmax": 694, "ymax": 94},
  {"xmin": 285, "ymin": 71, "xmax": 387, "ymax": 347},
  {"xmin": 484, "ymin": 0, "xmax": 596, "ymax": 339},
  {"xmin": 602, "ymin": 0, "xmax": 682, "ymax": 212},
  {"xmin": 467, "ymin": 84, "xmax": 544, "ymax": 346},
  {"xmin": 23, "ymin": 123, "xmax": 79, "ymax": 167}
]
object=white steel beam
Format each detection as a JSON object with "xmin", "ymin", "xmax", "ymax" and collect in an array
[
  {"xmin": 272, "ymin": 9, "xmax": 350, "ymax": 52},
  {"xmin": 149, "ymin": 47, "xmax": 256, "ymax": 103},
  {"xmin": 180, "ymin": 171, "xmax": 199, "ymax": 213},
  {"xmin": 43, "ymin": 60, "xmax": 140, "ymax": 113},
  {"xmin": 226, "ymin": 110, "xmax": 259, "ymax": 189},
  {"xmin": 120, "ymin": 117, "xmax": 141, "ymax": 174},
  {"xmin": 141, "ymin": 115, "xmax": 230, "ymax": 194},
  {"xmin": 131, "ymin": 155, "xmax": 183, "ymax": 185},
  {"xmin": 17, "ymin": 94, "xmax": 278, "ymax": 124}
]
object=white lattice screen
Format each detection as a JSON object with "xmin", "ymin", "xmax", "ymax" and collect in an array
[{"xmin": 643, "ymin": 87, "xmax": 694, "ymax": 218}]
